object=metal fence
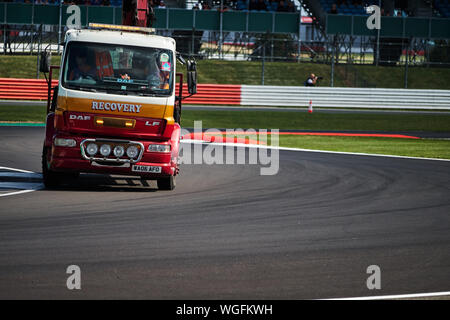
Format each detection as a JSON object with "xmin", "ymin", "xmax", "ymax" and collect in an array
[{"xmin": 1, "ymin": 3, "xmax": 449, "ymax": 89}]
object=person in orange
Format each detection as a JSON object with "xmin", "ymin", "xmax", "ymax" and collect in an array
[{"xmin": 95, "ymin": 50, "xmax": 114, "ymax": 79}]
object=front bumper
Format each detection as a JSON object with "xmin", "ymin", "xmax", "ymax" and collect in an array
[{"xmin": 50, "ymin": 135, "xmax": 177, "ymax": 178}]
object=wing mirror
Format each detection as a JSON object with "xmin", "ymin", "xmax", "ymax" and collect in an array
[
  {"xmin": 39, "ymin": 51, "xmax": 51, "ymax": 73},
  {"xmin": 186, "ymin": 59, "xmax": 197, "ymax": 95}
]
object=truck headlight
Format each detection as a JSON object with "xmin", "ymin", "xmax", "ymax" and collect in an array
[
  {"xmin": 113, "ymin": 145, "xmax": 125, "ymax": 158},
  {"xmin": 148, "ymin": 144, "xmax": 171, "ymax": 153},
  {"xmin": 86, "ymin": 143, "xmax": 98, "ymax": 156},
  {"xmin": 100, "ymin": 144, "xmax": 112, "ymax": 157},
  {"xmin": 126, "ymin": 145, "xmax": 139, "ymax": 159},
  {"xmin": 54, "ymin": 138, "xmax": 76, "ymax": 147}
]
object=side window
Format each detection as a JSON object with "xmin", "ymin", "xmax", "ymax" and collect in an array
[{"xmin": 65, "ymin": 44, "xmax": 97, "ymax": 82}]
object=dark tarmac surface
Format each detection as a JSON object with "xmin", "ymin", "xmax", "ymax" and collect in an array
[{"xmin": 0, "ymin": 126, "xmax": 449, "ymax": 299}]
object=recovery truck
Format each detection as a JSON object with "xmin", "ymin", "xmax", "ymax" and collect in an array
[{"xmin": 39, "ymin": 20, "xmax": 197, "ymax": 191}]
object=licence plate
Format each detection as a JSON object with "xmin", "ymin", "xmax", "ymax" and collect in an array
[{"xmin": 131, "ymin": 165, "xmax": 162, "ymax": 173}]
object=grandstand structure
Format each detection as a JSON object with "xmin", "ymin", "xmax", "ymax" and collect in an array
[
  {"xmin": 0, "ymin": 0, "xmax": 449, "ymax": 75},
  {"xmin": 434, "ymin": 0, "xmax": 450, "ymax": 17}
]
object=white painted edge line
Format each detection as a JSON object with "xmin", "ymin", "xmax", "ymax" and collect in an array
[
  {"xmin": 180, "ymin": 140, "xmax": 450, "ymax": 162},
  {"xmin": 322, "ymin": 291, "xmax": 450, "ymax": 300},
  {"xmin": 0, "ymin": 166, "xmax": 42, "ymax": 197},
  {"xmin": 0, "ymin": 166, "xmax": 34, "ymax": 173},
  {"xmin": 0, "ymin": 189, "xmax": 37, "ymax": 198}
]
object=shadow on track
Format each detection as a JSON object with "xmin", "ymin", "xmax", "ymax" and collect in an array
[{"xmin": 40, "ymin": 173, "xmax": 160, "ymax": 193}]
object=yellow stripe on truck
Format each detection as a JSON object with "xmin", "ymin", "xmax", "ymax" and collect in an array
[{"xmin": 57, "ymin": 96, "xmax": 175, "ymax": 125}]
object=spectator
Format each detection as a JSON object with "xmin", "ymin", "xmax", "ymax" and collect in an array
[
  {"xmin": 249, "ymin": 0, "xmax": 258, "ymax": 11},
  {"xmin": 2, "ymin": 24, "xmax": 12, "ymax": 55},
  {"xmin": 277, "ymin": 0, "xmax": 288, "ymax": 12},
  {"xmin": 193, "ymin": 3, "xmax": 199, "ymax": 10},
  {"xmin": 158, "ymin": 0, "xmax": 165, "ymax": 8},
  {"xmin": 330, "ymin": 3, "xmax": 338, "ymax": 14},
  {"xmin": 304, "ymin": 73, "xmax": 318, "ymax": 87},
  {"xmin": 256, "ymin": 0, "xmax": 267, "ymax": 11},
  {"xmin": 146, "ymin": 0, "xmax": 155, "ymax": 27},
  {"xmin": 287, "ymin": 1, "xmax": 296, "ymax": 12},
  {"xmin": 236, "ymin": 0, "xmax": 247, "ymax": 10},
  {"xmin": 267, "ymin": 0, "xmax": 277, "ymax": 11}
]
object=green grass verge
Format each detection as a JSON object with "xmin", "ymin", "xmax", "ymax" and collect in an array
[
  {"xmin": 180, "ymin": 110, "xmax": 450, "ymax": 132},
  {"xmin": 0, "ymin": 55, "xmax": 61, "ymax": 79},
  {"xmin": 2, "ymin": 106, "xmax": 450, "ymax": 132},
  {"xmin": 2, "ymin": 55, "xmax": 450, "ymax": 89},
  {"xmin": 344, "ymin": 64, "xmax": 450, "ymax": 90},
  {"xmin": 181, "ymin": 109, "xmax": 450, "ymax": 160},
  {"xmin": 0, "ymin": 105, "xmax": 47, "ymax": 122},
  {"xmin": 2, "ymin": 106, "xmax": 449, "ymax": 159},
  {"xmin": 278, "ymin": 136, "xmax": 450, "ymax": 160}
]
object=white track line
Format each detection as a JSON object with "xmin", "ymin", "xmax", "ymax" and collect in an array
[
  {"xmin": 324, "ymin": 291, "xmax": 450, "ymax": 300},
  {"xmin": 181, "ymin": 140, "xmax": 450, "ymax": 162},
  {"xmin": 0, "ymin": 189, "xmax": 38, "ymax": 198},
  {"xmin": 0, "ymin": 166, "xmax": 42, "ymax": 198},
  {"xmin": 0, "ymin": 166, "xmax": 35, "ymax": 173}
]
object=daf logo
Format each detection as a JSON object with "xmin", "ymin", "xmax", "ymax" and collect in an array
[
  {"xmin": 117, "ymin": 78, "xmax": 134, "ymax": 84},
  {"xmin": 70, "ymin": 115, "xmax": 91, "ymax": 121}
]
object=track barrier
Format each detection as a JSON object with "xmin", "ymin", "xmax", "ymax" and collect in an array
[{"xmin": 1, "ymin": 78, "xmax": 450, "ymax": 110}]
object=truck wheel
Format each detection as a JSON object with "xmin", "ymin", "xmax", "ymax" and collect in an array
[
  {"xmin": 42, "ymin": 147, "xmax": 79, "ymax": 188},
  {"xmin": 157, "ymin": 175, "xmax": 176, "ymax": 190},
  {"xmin": 42, "ymin": 147, "xmax": 61, "ymax": 188}
]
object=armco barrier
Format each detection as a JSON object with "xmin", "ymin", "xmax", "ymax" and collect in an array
[
  {"xmin": 175, "ymin": 84, "xmax": 241, "ymax": 105},
  {"xmin": 1, "ymin": 78, "xmax": 450, "ymax": 110},
  {"xmin": 241, "ymin": 85, "xmax": 450, "ymax": 110},
  {"xmin": 0, "ymin": 78, "xmax": 58, "ymax": 100}
]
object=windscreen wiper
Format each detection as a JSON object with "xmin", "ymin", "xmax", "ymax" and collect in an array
[
  {"xmin": 70, "ymin": 86, "xmax": 99, "ymax": 93},
  {"xmin": 123, "ymin": 88, "xmax": 164, "ymax": 97}
]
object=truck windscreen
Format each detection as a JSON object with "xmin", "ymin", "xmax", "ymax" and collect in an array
[{"xmin": 62, "ymin": 41, "xmax": 174, "ymax": 97}]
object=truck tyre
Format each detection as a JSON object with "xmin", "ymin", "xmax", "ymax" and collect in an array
[
  {"xmin": 42, "ymin": 147, "xmax": 78, "ymax": 188},
  {"xmin": 42, "ymin": 146, "xmax": 61, "ymax": 188},
  {"xmin": 157, "ymin": 175, "xmax": 176, "ymax": 190}
]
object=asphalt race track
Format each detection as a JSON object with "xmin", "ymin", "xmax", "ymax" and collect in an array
[{"xmin": 0, "ymin": 126, "xmax": 449, "ymax": 299}]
